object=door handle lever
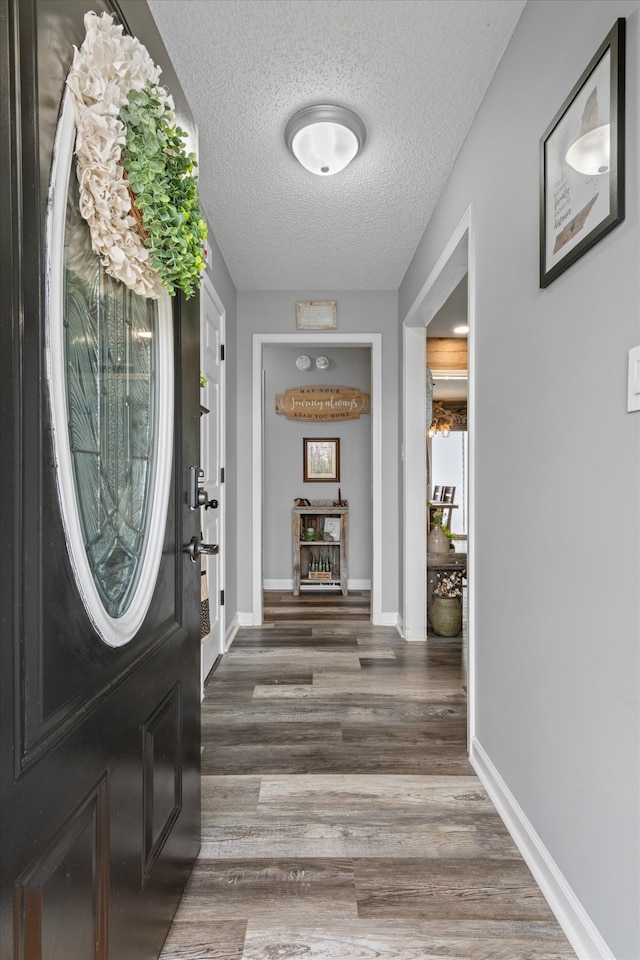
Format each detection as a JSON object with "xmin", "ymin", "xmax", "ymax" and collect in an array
[{"xmin": 183, "ymin": 537, "xmax": 219, "ymax": 562}]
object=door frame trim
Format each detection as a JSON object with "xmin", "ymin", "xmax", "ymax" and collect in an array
[
  {"xmin": 401, "ymin": 204, "xmax": 476, "ymax": 741},
  {"xmin": 200, "ymin": 273, "xmax": 226, "ymax": 658},
  {"xmin": 252, "ymin": 333, "xmax": 382, "ymax": 625}
]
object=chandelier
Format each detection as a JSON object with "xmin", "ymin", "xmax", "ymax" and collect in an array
[{"xmin": 427, "ymin": 402, "xmax": 467, "ymax": 439}]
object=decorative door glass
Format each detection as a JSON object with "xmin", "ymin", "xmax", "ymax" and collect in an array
[
  {"xmin": 47, "ymin": 94, "xmax": 174, "ymax": 646},
  {"xmin": 64, "ymin": 180, "xmax": 158, "ymax": 617}
]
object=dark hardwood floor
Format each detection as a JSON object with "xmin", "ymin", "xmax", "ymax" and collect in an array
[
  {"xmin": 160, "ymin": 590, "xmax": 575, "ymax": 959},
  {"xmin": 263, "ymin": 588, "xmax": 372, "ymax": 621}
]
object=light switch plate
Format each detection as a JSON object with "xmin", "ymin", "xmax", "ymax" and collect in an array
[{"xmin": 628, "ymin": 346, "xmax": 640, "ymax": 412}]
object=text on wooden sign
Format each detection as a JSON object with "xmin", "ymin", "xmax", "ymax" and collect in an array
[{"xmin": 275, "ymin": 386, "xmax": 371, "ymax": 421}]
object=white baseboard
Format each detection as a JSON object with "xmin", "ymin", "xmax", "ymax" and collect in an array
[
  {"xmin": 236, "ymin": 612, "xmax": 254, "ymax": 626},
  {"xmin": 403, "ymin": 621, "xmax": 428, "ymax": 641},
  {"xmin": 348, "ymin": 579, "xmax": 372, "ymax": 590},
  {"xmin": 263, "ymin": 579, "xmax": 292, "ymax": 590},
  {"xmin": 376, "ymin": 611, "xmax": 401, "ymax": 629},
  {"xmin": 224, "ymin": 615, "xmax": 240, "ymax": 650},
  {"xmin": 470, "ymin": 737, "xmax": 614, "ymax": 960}
]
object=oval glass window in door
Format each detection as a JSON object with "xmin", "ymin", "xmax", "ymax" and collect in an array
[{"xmin": 47, "ymin": 93, "xmax": 174, "ymax": 647}]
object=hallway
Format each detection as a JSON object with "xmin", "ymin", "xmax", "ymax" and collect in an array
[{"xmin": 160, "ymin": 594, "xmax": 576, "ymax": 959}]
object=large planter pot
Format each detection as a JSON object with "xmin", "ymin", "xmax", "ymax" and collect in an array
[
  {"xmin": 430, "ymin": 596, "xmax": 462, "ymax": 637},
  {"xmin": 427, "ymin": 524, "xmax": 450, "ymax": 555}
]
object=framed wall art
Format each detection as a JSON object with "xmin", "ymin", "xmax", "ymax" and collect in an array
[
  {"xmin": 296, "ymin": 300, "xmax": 337, "ymax": 329},
  {"xmin": 540, "ymin": 18, "xmax": 625, "ymax": 288},
  {"xmin": 323, "ymin": 517, "xmax": 342, "ymax": 541},
  {"xmin": 303, "ymin": 438, "xmax": 340, "ymax": 482}
]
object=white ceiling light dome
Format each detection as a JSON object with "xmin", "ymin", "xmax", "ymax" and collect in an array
[{"xmin": 285, "ymin": 104, "xmax": 366, "ymax": 177}]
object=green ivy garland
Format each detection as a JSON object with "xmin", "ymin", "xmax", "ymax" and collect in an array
[{"xmin": 120, "ymin": 85, "xmax": 207, "ymax": 299}]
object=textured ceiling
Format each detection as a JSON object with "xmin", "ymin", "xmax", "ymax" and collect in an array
[{"xmin": 147, "ymin": 0, "xmax": 526, "ymax": 291}]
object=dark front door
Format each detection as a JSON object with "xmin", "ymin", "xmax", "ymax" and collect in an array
[{"xmin": 1, "ymin": 2, "xmax": 202, "ymax": 957}]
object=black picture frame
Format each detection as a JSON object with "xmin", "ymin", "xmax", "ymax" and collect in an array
[
  {"xmin": 540, "ymin": 19, "xmax": 625, "ymax": 288},
  {"xmin": 303, "ymin": 438, "xmax": 340, "ymax": 483}
]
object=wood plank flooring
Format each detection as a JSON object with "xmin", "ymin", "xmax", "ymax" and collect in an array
[{"xmin": 160, "ymin": 591, "xmax": 576, "ymax": 960}]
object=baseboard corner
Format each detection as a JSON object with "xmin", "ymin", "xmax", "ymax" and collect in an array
[{"xmin": 374, "ymin": 610, "xmax": 401, "ymax": 630}]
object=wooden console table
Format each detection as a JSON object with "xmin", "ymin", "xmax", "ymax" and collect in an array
[
  {"xmin": 427, "ymin": 551, "xmax": 467, "ymax": 608},
  {"xmin": 293, "ymin": 505, "xmax": 348, "ymax": 596}
]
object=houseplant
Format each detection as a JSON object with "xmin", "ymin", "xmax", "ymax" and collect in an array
[{"xmin": 430, "ymin": 571, "xmax": 464, "ymax": 636}]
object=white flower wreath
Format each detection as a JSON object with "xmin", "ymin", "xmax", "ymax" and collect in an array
[{"xmin": 66, "ymin": 11, "xmax": 170, "ymax": 298}]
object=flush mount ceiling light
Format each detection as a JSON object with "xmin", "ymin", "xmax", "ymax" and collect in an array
[{"xmin": 285, "ymin": 104, "xmax": 366, "ymax": 176}]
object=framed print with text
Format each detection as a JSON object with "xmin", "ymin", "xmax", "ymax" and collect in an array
[
  {"xmin": 540, "ymin": 19, "xmax": 625, "ymax": 288},
  {"xmin": 296, "ymin": 301, "xmax": 337, "ymax": 330}
]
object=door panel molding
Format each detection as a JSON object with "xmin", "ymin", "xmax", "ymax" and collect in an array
[
  {"xmin": 14, "ymin": 773, "xmax": 109, "ymax": 960},
  {"xmin": 143, "ymin": 683, "xmax": 183, "ymax": 882},
  {"xmin": 19, "ymin": 619, "xmax": 184, "ymax": 776}
]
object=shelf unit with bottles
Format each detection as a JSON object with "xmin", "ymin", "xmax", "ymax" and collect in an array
[{"xmin": 292, "ymin": 504, "xmax": 348, "ymax": 596}]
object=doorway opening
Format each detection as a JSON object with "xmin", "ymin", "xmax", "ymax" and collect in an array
[
  {"xmin": 402, "ymin": 205, "xmax": 475, "ymax": 744},
  {"xmin": 252, "ymin": 333, "xmax": 383, "ymax": 626},
  {"xmin": 426, "ymin": 277, "xmax": 469, "ymax": 693}
]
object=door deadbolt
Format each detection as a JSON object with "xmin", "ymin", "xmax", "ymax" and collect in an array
[{"xmin": 188, "ymin": 465, "xmax": 212, "ymax": 510}]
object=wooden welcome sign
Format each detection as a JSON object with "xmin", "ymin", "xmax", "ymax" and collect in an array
[{"xmin": 275, "ymin": 385, "xmax": 371, "ymax": 421}]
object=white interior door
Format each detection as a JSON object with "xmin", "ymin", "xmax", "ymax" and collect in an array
[{"xmin": 200, "ymin": 275, "xmax": 225, "ymax": 683}]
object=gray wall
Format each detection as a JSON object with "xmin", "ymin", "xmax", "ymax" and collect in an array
[
  {"xmin": 263, "ymin": 345, "xmax": 372, "ymax": 583},
  {"xmin": 399, "ymin": 2, "xmax": 640, "ymax": 956},
  {"xmin": 236, "ymin": 290, "xmax": 399, "ymax": 616}
]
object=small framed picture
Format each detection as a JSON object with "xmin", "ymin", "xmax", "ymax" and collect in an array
[
  {"xmin": 296, "ymin": 301, "xmax": 337, "ymax": 330},
  {"xmin": 323, "ymin": 517, "xmax": 341, "ymax": 541},
  {"xmin": 303, "ymin": 438, "xmax": 340, "ymax": 482}
]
